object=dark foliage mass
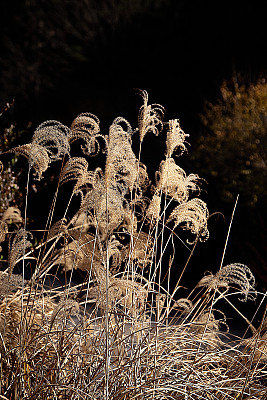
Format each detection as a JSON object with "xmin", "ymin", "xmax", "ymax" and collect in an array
[{"xmin": 0, "ymin": 0, "xmax": 266, "ymax": 126}]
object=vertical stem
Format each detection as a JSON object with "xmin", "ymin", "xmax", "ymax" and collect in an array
[
  {"xmin": 219, "ymin": 194, "xmax": 239, "ymax": 270},
  {"xmin": 20, "ymin": 165, "xmax": 30, "ymax": 395},
  {"xmin": 105, "ymin": 186, "xmax": 109, "ymax": 400}
]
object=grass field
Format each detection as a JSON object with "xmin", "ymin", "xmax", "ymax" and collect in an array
[{"xmin": 0, "ymin": 91, "xmax": 266, "ymax": 399}]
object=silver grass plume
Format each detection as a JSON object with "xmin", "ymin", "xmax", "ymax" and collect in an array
[
  {"xmin": 138, "ymin": 90, "xmax": 164, "ymax": 142},
  {"xmin": 105, "ymin": 117, "xmax": 140, "ymax": 192},
  {"xmin": 32, "ymin": 120, "xmax": 70, "ymax": 161},
  {"xmin": 155, "ymin": 157, "xmax": 200, "ymax": 202},
  {"xmin": 168, "ymin": 198, "xmax": 209, "ymax": 243},
  {"xmin": 47, "ymin": 218, "xmax": 68, "ymax": 241},
  {"xmin": 9, "ymin": 120, "xmax": 70, "ymax": 179},
  {"xmin": 92, "ymin": 276, "xmax": 149, "ymax": 315},
  {"xmin": 107, "ymin": 277, "xmax": 149, "ymax": 316},
  {"xmin": 59, "ymin": 156, "xmax": 97, "ymax": 197},
  {"xmin": 0, "ymin": 271, "xmax": 26, "ymax": 301},
  {"xmin": 53, "ymin": 233, "xmax": 122, "ymax": 287},
  {"xmin": 173, "ymin": 298, "xmax": 194, "ymax": 313},
  {"xmin": 166, "ymin": 119, "xmax": 189, "ymax": 157},
  {"xmin": 53, "ymin": 232, "xmax": 104, "ymax": 277},
  {"xmin": 146, "ymin": 192, "xmax": 162, "ymax": 221},
  {"xmin": 9, "ymin": 143, "xmax": 50, "ymax": 180},
  {"xmin": 122, "ymin": 231, "xmax": 154, "ymax": 270},
  {"xmin": 197, "ymin": 263, "xmax": 257, "ymax": 301},
  {"xmin": 80, "ymin": 178, "xmax": 126, "ymax": 240},
  {"xmin": 68, "ymin": 112, "xmax": 104, "ymax": 155},
  {"xmin": 8, "ymin": 228, "xmax": 32, "ymax": 276}
]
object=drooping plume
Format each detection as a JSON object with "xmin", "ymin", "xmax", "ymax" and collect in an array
[
  {"xmin": 168, "ymin": 198, "xmax": 209, "ymax": 243},
  {"xmin": 32, "ymin": 120, "xmax": 70, "ymax": 162},
  {"xmin": 2, "ymin": 207, "xmax": 23, "ymax": 225},
  {"xmin": 197, "ymin": 263, "xmax": 256, "ymax": 301},
  {"xmin": 9, "ymin": 120, "xmax": 70, "ymax": 179},
  {"xmin": 59, "ymin": 157, "xmax": 96, "ymax": 197},
  {"xmin": 68, "ymin": 112, "xmax": 104, "ymax": 155},
  {"xmin": 155, "ymin": 158, "xmax": 200, "ymax": 203},
  {"xmin": 79, "ymin": 178, "xmax": 126, "ymax": 240}
]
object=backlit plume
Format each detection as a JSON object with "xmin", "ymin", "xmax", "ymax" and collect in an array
[
  {"xmin": 166, "ymin": 119, "xmax": 189, "ymax": 157},
  {"xmin": 138, "ymin": 90, "xmax": 164, "ymax": 142}
]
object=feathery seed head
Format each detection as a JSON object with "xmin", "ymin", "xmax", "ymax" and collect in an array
[
  {"xmin": 69, "ymin": 112, "xmax": 102, "ymax": 155},
  {"xmin": 197, "ymin": 263, "xmax": 256, "ymax": 301},
  {"xmin": 105, "ymin": 117, "xmax": 139, "ymax": 191},
  {"xmin": 138, "ymin": 90, "xmax": 164, "ymax": 142},
  {"xmin": 168, "ymin": 198, "xmax": 209, "ymax": 243},
  {"xmin": 156, "ymin": 157, "xmax": 200, "ymax": 202},
  {"xmin": 9, "ymin": 143, "xmax": 50, "ymax": 180},
  {"xmin": 59, "ymin": 156, "xmax": 97, "ymax": 197},
  {"xmin": 166, "ymin": 119, "xmax": 189, "ymax": 157},
  {"xmin": 0, "ymin": 271, "xmax": 26, "ymax": 301},
  {"xmin": 8, "ymin": 120, "xmax": 70, "ymax": 179},
  {"xmin": 32, "ymin": 120, "xmax": 70, "ymax": 161},
  {"xmin": 8, "ymin": 228, "xmax": 32, "ymax": 276},
  {"xmin": 146, "ymin": 192, "xmax": 162, "ymax": 221}
]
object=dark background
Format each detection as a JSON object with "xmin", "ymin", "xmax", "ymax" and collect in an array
[{"xmin": 0, "ymin": 0, "xmax": 267, "ymax": 297}]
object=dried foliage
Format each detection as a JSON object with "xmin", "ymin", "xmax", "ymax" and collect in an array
[{"xmin": 0, "ymin": 91, "xmax": 266, "ymax": 399}]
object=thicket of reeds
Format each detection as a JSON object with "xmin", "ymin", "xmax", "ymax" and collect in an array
[{"xmin": 0, "ymin": 91, "xmax": 266, "ymax": 399}]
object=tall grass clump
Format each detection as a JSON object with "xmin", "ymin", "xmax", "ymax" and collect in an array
[{"xmin": 0, "ymin": 91, "xmax": 266, "ymax": 399}]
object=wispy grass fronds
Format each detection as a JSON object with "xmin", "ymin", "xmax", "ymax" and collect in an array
[{"xmin": 0, "ymin": 90, "xmax": 266, "ymax": 399}]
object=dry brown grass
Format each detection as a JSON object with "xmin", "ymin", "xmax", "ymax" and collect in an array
[{"xmin": 0, "ymin": 91, "xmax": 266, "ymax": 399}]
